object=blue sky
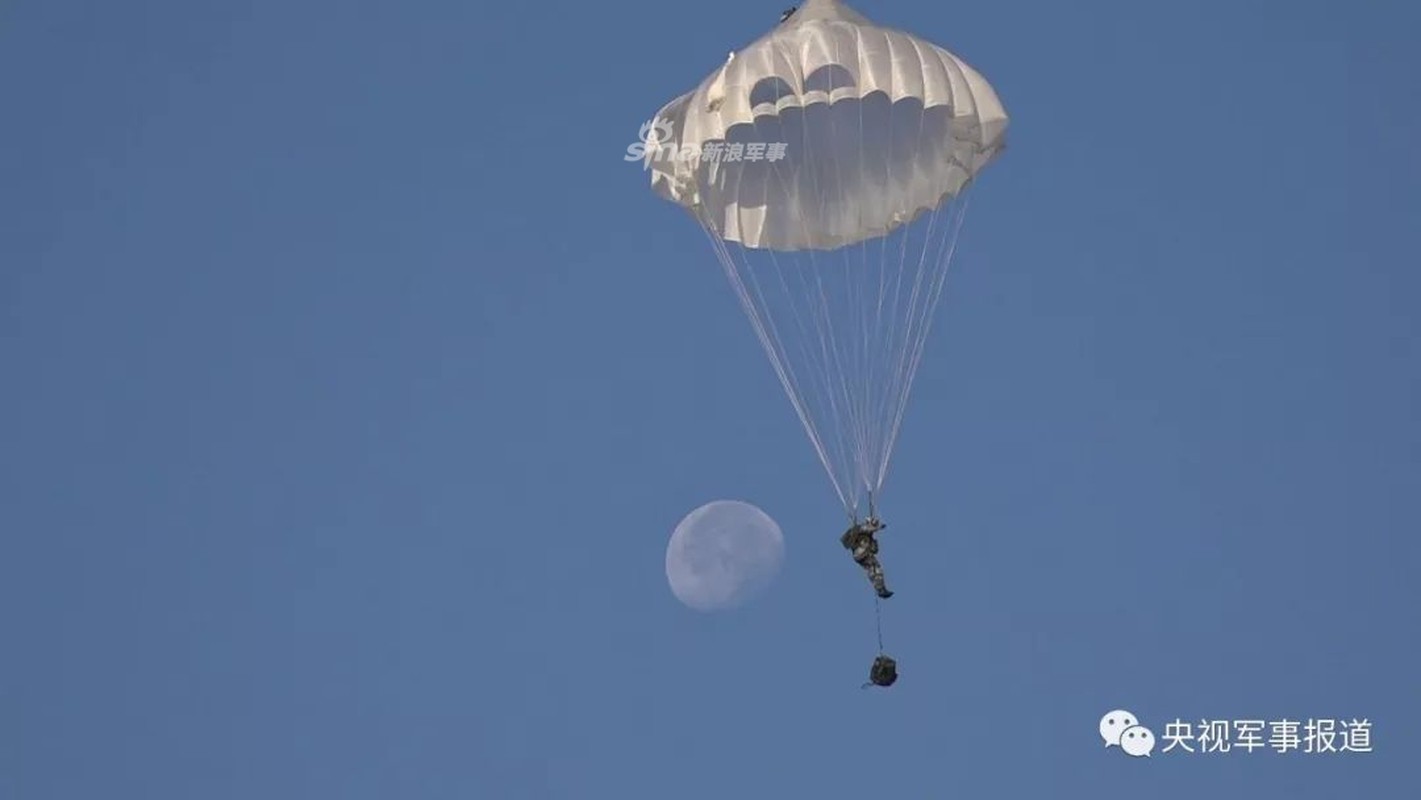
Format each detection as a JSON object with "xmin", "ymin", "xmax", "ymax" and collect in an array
[{"xmin": 2, "ymin": 0, "xmax": 1418, "ymax": 797}]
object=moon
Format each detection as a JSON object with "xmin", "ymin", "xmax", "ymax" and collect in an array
[{"xmin": 665, "ymin": 500, "xmax": 785, "ymax": 612}]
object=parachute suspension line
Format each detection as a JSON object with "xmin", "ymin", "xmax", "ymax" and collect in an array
[
  {"xmin": 687, "ymin": 50, "xmax": 982, "ymax": 521},
  {"xmin": 718, "ymin": 61, "xmax": 870, "ymax": 517},
  {"xmin": 702, "ymin": 233, "xmax": 860, "ymax": 515},
  {"xmin": 876, "ymin": 191, "xmax": 973, "ymax": 492},
  {"xmin": 692, "ymin": 124, "xmax": 844, "ymax": 515},
  {"xmin": 702, "ymin": 181, "xmax": 971, "ymax": 519},
  {"xmin": 695, "ymin": 215, "xmax": 853, "ymax": 514},
  {"xmin": 862, "ymin": 77, "xmax": 910, "ymax": 506},
  {"xmin": 705, "ymin": 148, "xmax": 861, "ymax": 514},
  {"xmin": 854, "ymin": 44, "xmax": 871, "ymax": 495},
  {"xmin": 765, "ymin": 236, "xmax": 858, "ymax": 514},
  {"xmin": 823, "ymin": 33, "xmax": 873, "ymax": 500},
  {"xmin": 830, "ymin": 39, "xmax": 880, "ymax": 517},
  {"xmin": 867, "ymin": 101, "xmax": 943, "ymax": 500},
  {"xmin": 795, "ymin": 48, "xmax": 862, "ymax": 518},
  {"xmin": 793, "ymin": 34, "xmax": 883, "ymax": 518}
]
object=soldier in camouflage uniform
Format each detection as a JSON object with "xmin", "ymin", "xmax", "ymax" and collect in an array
[{"xmin": 841, "ymin": 517, "xmax": 893, "ymax": 599}]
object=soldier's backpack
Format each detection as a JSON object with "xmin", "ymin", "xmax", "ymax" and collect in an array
[{"xmin": 868, "ymin": 654, "xmax": 898, "ymax": 687}]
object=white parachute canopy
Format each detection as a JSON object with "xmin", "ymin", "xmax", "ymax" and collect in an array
[{"xmin": 647, "ymin": 0, "xmax": 1008, "ymax": 519}]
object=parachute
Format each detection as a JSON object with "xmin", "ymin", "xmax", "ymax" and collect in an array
[{"xmin": 646, "ymin": 0, "xmax": 1008, "ymax": 520}]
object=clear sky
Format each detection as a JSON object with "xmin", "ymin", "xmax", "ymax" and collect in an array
[{"xmin": 2, "ymin": 1, "xmax": 1417, "ymax": 797}]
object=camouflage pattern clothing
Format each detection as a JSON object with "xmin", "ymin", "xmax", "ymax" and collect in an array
[{"xmin": 840, "ymin": 518, "xmax": 893, "ymax": 599}]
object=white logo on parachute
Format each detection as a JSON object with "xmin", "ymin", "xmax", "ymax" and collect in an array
[{"xmin": 624, "ymin": 118, "xmax": 788, "ymax": 168}]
